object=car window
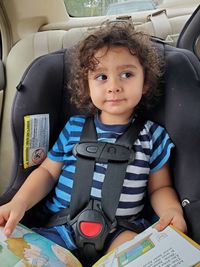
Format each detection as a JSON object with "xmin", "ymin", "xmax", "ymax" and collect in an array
[
  {"xmin": 64, "ymin": 0, "xmax": 158, "ymax": 17},
  {"xmin": 64, "ymin": 0, "xmax": 199, "ymax": 17},
  {"xmin": 106, "ymin": 0, "xmax": 156, "ymax": 15}
]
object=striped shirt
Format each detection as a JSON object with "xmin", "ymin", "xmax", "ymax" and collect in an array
[{"xmin": 46, "ymin": 115, "xmax": 174, "ymax": 217}]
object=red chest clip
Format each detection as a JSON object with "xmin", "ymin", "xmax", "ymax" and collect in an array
[{"xmin": 80, "ymin": 221, "xmax": 103, "ymax": 237}]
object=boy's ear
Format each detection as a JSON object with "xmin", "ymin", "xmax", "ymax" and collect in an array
[{"xmin": 142, "ymin": 84, "xmax": 149, "ymax": 95}]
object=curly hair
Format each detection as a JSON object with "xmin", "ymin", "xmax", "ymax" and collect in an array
[{"xmin": 68, "ymin": 20, "xmax": 164, "ymax": 115}]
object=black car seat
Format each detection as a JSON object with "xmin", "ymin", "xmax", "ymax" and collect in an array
[
  {"xmin": 0, "ymin": 48, "xmax": 80, "ymax": 205},
  {"xmin": 0, "ymin": 39, "xmax": 200, "ymax": 245},
  {"xmin": 177, "ymin": 4, "xmax": 200, "ymax": 60}
]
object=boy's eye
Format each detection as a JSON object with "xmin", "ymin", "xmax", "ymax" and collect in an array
[
  {"xmin": 121, "ymin": 72, "xmax": 133, "ymax": 79},
  {"xmin": 95, "ymin": 74, "xmax": 107, "ymax": 81}
]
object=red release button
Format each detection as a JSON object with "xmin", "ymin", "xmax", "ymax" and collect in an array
[{"xmin": 80, "ymin": 222, "xmax": 102, "ymax": 237}]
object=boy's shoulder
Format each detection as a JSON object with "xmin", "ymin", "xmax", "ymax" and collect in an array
[
  {"xmin": 143, "ymin": 119, "xmax": 165, "ymax": 131},
  {"xmin": 65, "ymin": 115, "xmax": 87, "ymax": 126},
  {"xmin": 142, "ymin": 120, "xmax": 169, "ymax": 138},
  {"xmin": 69, "ymin": 114, "xmax": 87, "ymax": 120},
  {"xmin": 64, "ymin": 115, "xmax": 90, "ymax": 132}
]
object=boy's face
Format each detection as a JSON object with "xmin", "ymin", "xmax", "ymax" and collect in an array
[{"xmin": 88, "ymin": 46, "xmax": 147, "ymax": 124}]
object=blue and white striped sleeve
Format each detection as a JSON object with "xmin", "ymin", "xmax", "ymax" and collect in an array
[
  {"xmin": 47, "ymin": 119, "xmax": 71, "ymax": 161},
  {"xmin": 149, "ymin": 123, "xmax": 175, "ymax": 173}
]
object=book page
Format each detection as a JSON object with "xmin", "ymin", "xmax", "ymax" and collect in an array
[
  {"xmin": 0, "ymin": 224, "xmax": 82, "ymax": 267},
  {"xmin": 94, "ymin": 225, "xmax": 200, "ymax": 267}
]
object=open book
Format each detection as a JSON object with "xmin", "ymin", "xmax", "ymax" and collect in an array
[
  {"xmin": 0, "ymin": 223, "xmax": 200, "ymax": 267},
  {"xmin": 0, "ymin": 224, "xmax": 81, "ymax": 267},
  {"xmin": 94, "ymin": 224, "xmax": 200, "ymax": 267}
]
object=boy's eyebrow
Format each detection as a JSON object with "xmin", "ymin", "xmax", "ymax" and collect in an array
[
  {"xmin": 89, "ymin": 67, "xmax": 106, "ymax": 74},
  {"xmin": 117, "ymin": 64, "xmax": 137, "ymax": 70},
  {"xmin": 90, "ymin": 64, "xmax": 137, "ymax": 73}
]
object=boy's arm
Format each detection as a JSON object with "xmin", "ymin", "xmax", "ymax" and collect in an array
[
  {"xmin": 148, "ymin": 162, "xmax": 187, "ymax": 233},
  {"xmin": 0, "ymin": 157, "xmax": 63, "ymax": 236}
]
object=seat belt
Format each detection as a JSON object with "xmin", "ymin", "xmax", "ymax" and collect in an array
[
  {"xmin": 70, "ymin": 116, "xmax": 145, "ymax": 221},
  {"xmin": 46, "ymin": 116, "xmax": 145, "ymax": 264}
]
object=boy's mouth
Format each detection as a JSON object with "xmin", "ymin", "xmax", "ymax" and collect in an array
[{"xmin": 106, "ymin": 99, "xmax": 125, "ymax": 103}]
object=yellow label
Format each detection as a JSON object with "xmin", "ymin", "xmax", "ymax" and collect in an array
[
  {"xmin": 23, "ymin": 114, "xmax": 49, "ymax": 169},
  {"xmin": 23, "ymin": 115, "xmax": 30, "ymax": 169}
]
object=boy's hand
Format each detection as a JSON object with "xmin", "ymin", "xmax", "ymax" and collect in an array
[
  {"xmin": 155, "ymin": 208, "xmax": 187, "ymax": 233},
  {"xmin": 0, "ymin": 200, "xmax": 26, "ymax": 236}
]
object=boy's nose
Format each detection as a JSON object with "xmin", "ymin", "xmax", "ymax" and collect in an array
[
  {"xmin": 108, "ymin": 87, "xmax": 121, "ymax": 93},
  {"xmin": 107, "ymin": 79, "xmax": 122, "ymax": 93}
]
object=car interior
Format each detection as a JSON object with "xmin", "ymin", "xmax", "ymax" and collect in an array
[{"xmin": 0, "ymin": 0, "xmax": 200, "ymax": 250}]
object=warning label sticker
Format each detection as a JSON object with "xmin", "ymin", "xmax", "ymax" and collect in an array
[{"xmin": 23, "ymin": 114, "xmax": 49, "ymax": 169}]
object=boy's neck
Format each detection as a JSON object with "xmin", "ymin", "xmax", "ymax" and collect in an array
[{"xmin": 99, "ymin": 113, "xmax": 134, "ymax": 125}]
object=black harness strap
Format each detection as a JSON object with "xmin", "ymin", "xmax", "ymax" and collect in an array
[
  {"xmin": 101, "ymin": 117, "xmax": 145, "ymax": 222},
  {"xmin": 69, "ymin": 117, "xmax": 97, "ymax": 219}
]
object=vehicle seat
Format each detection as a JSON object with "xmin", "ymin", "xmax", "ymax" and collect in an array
[
  {"xmin": 1, "ymin": 39, "xmax": 200, "ymax": 244},
  {"xmin": 177, "ymin": 4, "xmax": 200, "ymax": 60},
  {"xmin": 0, "ymin": 28, "xmax": 88, "ymax": 194}
]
